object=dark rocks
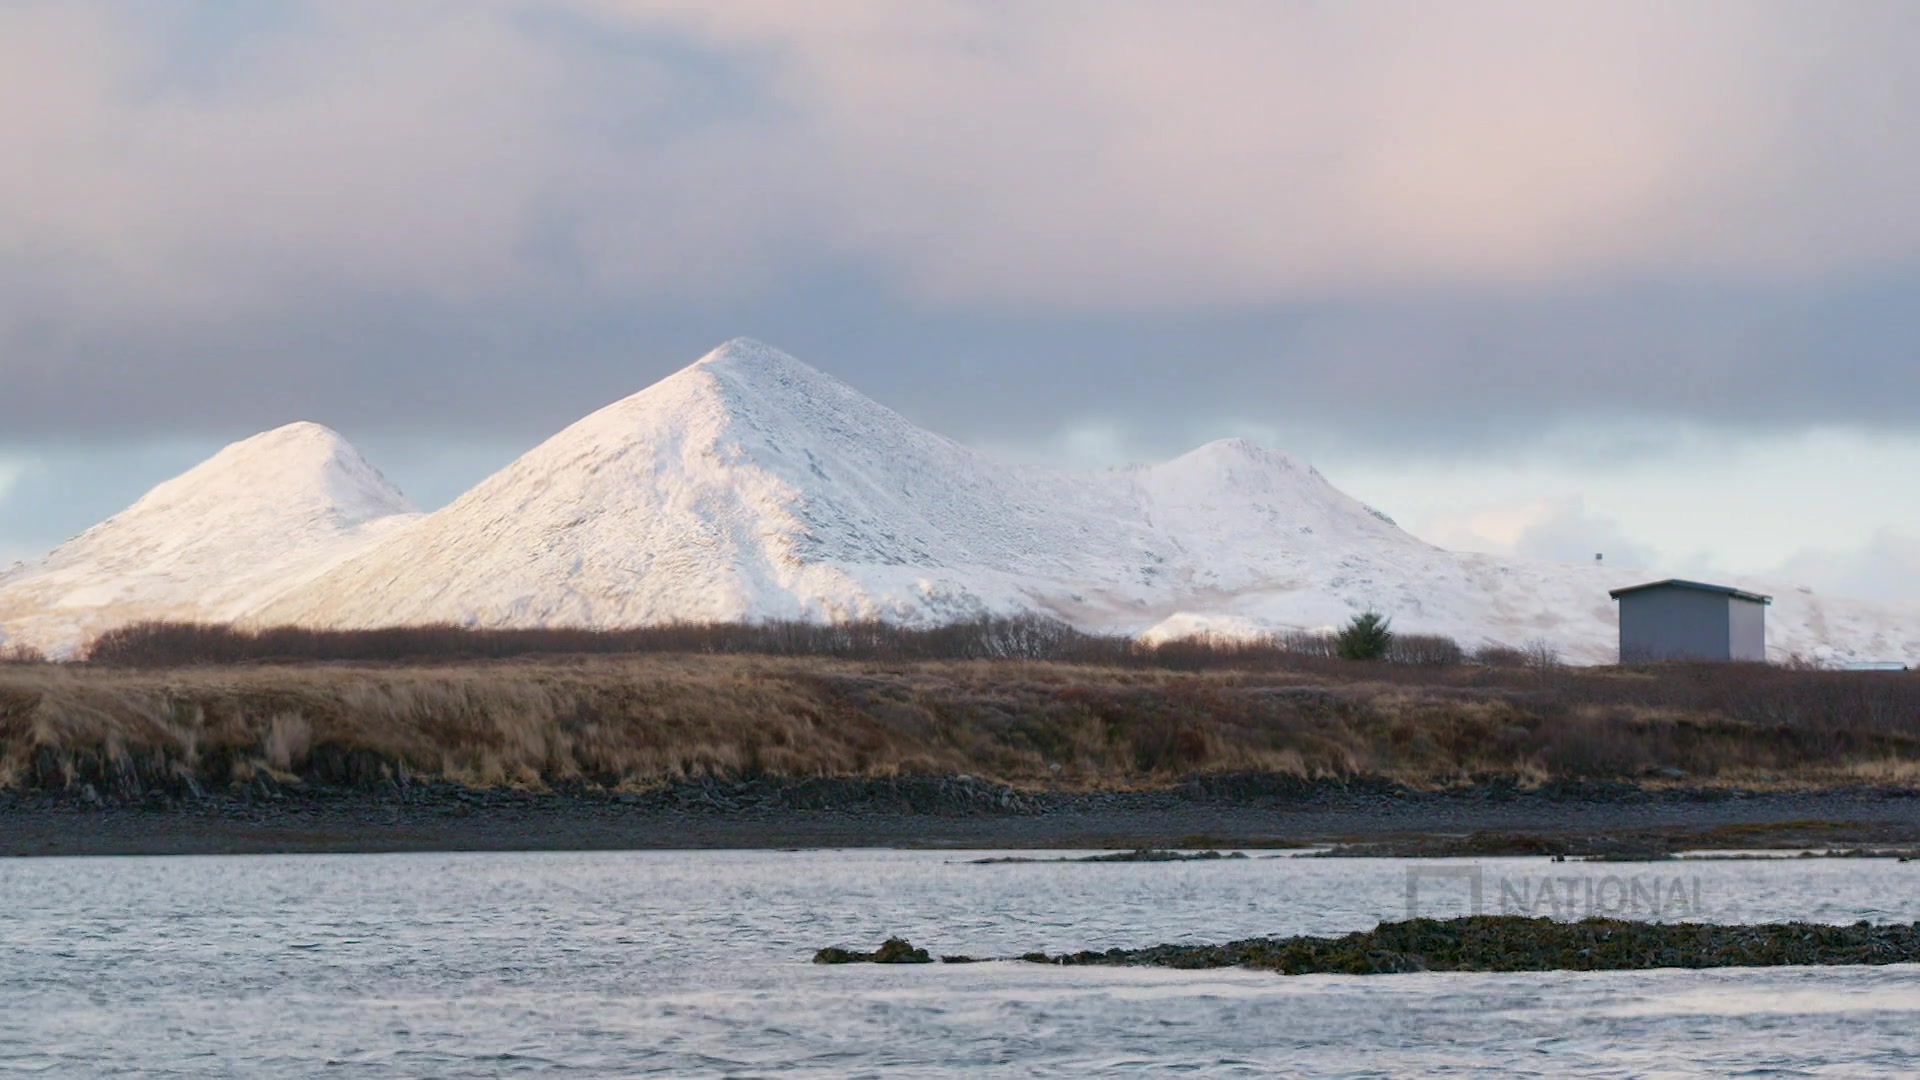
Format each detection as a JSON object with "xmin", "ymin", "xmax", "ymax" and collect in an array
[
  {"xmin": 764, "ymin": 775, "xmax": 1041, "ymax": 816},
  {"xmin": 10, "ymin": 764, "xmax": 1920, "ymax": 857},
  {"xmin": 27, "ymin": 745, "xmax": 207, "ymax": 804},
  {"xmin": 971, "ymin": 849, "xmax": 1249, "ymax": 864},
  {"xmin": 813, "ymin": 937, "xmax": 933, "ymax": 964},
  {"xmin": 1018, "ymin": 916, "xmax": 1920, "ymax": 975},
  {"xmin": 1088, "ymin": 848, "xmax": 1248, "ymax": 862},
  {"xmin": 306, "ymin": 743, "xmax": 401, "ymax": 790},
  {"xmin": 817, "ymin": 917, "xmax": 1920, "ymax": 975}
]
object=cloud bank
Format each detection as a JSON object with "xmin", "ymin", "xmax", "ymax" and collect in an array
[{"xmin": 1, "ymin": 1, "xmax": 1917, "ymax": 437}]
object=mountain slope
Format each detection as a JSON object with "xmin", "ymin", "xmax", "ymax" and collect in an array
[
  {"xmin": 255, "ymin": 339, "xmax": 1129, "ymax": 627},
  {"xmin": 254, "ymin": 340, "xmax": 1431, "ymax": 633},
  {"xmin": 0, "ymin": 423, "xmax": 419, "ymax": 657}
]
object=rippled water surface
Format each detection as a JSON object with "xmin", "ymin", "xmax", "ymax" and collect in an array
[{"xmin": 4, "ymin": 850, "xmax": 1920, "ymax": 1076}]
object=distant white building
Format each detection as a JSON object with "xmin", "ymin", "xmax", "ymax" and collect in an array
[{"xmin": 1609, "ymin": 579, "xmax": 1771, "ymax": 663}]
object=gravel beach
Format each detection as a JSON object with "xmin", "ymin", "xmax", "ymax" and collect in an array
[{"xmin": 7, "ymin": 775, "xmax": 1920, "ymax": 857}]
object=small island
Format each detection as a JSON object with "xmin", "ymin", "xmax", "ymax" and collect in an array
[{"xmin": 816, "ymin": 916, "xmax": 1920, "ymax": 975}]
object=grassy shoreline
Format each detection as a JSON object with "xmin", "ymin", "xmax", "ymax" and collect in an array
[
  {"xmin": 10, "ymin": 662, "xmax": 1920, "ymax": 855},
  {"xmin": 6, "ymin": 652, "xmax": 1920, "ymax": 799}
]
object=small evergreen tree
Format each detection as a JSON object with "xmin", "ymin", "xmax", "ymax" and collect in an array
[{"xmin": 1336, "ymin": 610, "xmax": 1393, "ymax": 661}]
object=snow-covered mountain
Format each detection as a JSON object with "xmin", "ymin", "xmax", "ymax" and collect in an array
[
  {"xmin": 5, "ymin": 339, "xmax": 1918, "ymax": 664},
  {"xmin": 0, "ymin": 423, "xmax": 418, "ymax": 657},
  {"xmin": 253, "ymin": 339, "xmax": 1421, "ymax": 632}
]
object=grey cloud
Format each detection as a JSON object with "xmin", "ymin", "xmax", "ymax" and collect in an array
[
  {"xmin": 4, "ymin": 269, "xmax": 1920, "ymax": 456},
  {"xmin": 1, "ymin": 1, "xmax": 1918, "ymax": 456}
]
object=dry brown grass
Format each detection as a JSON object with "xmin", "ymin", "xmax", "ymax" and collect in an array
[{"xmin": 5, "ymin": 654, "xmax": 1920, "ymax": 793}]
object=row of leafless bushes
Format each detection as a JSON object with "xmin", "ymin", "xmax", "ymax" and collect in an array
[
  {"xmin": 79, "ymin": 618, "xmax": 1561, "ymax": 671},
  {"xmin": 82, "ymin": 617, "xmax": 1131, "ymax": 666},
  {"xmin": 0, "ymin": 643, "xmax": 48, "ymax": 665},
  {"xmin": 6, "ymin": 652, "xmax": 1920, "ymax": 793}
]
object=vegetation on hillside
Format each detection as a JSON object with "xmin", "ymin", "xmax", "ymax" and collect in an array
[{"xmin": 78, "ymin": 616, "xmax": 1488, "ymax": 670}]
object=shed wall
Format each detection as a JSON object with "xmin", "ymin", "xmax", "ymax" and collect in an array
[
  {"xmin": 1728, "ymin": 597, "xmax": 1767, "ymax": 662},
  {"xmin": 1618, "ymin": 588, "xmax": 1732, "ymax": 661}
]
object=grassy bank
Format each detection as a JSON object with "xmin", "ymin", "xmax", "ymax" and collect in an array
[{"xmin": 5, "ymin": 652, "xmax": 1920, "ymax": 796}]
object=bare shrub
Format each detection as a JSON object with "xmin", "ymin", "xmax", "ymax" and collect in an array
[
  {"xmin": 0, "ymin": 643, "xmax": 47, "ymax": 665},
  {"xmin": 1472, "ymin": 643, "xmax": 1529, "ymax": 668},
  {"xmin": 1276, "ymin": 631, "xmax": 1338, "ymax": 659},
  {"xmin": 82, "ymin": 617, "xmax": 1339, "ymax": 673},
  {"xmin": 1523, "ymin": 638, "xmax": 1563, "ymax": 671},
  {"xmin": 1389, "ymin": 634, "xmax": 1464, "ymax": 666}
]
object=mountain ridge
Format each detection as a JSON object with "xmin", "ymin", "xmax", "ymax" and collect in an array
[{"xmin": 4, "ymin": 339, "xmax": 1918, "ymax": 664}]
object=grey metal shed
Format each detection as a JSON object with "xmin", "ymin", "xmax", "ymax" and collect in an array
[{"xmin": 1608, "ymin": 579, "xmax": 1772, "ymax": 663}]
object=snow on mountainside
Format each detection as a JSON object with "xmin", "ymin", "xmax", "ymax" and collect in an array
[
  {"xmin": 255, "ymin": 338, "xmax": 1155, "ymax": 629},
  {"xmin": 255, "ymin": 340, "xmax": 1437, "ymax": 636},
  {"xmin": 248, "ymin": 339, "xmax": 1920, "ymax": 665},
  {"xmin": 6, "ymin": 339, "xmax": 1918, "ymax": 664},
  {"xmin": 0, "ymin": 423, "xmax": 419, "ymax": 657}
]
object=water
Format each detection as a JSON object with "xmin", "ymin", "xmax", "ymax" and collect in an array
[{"xmin": 4, "ymin": 851, "xmax": 1919, "ymax": 1076}]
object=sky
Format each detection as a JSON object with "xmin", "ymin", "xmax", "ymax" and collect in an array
[{"xmin": 2, "ymin": 1, "xmax": 1918, "ymax": 605}]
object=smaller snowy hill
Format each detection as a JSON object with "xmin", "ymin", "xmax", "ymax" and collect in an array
[{"xmin": 0, "ymin": 423, "xmax": 419, "ymax": 657}]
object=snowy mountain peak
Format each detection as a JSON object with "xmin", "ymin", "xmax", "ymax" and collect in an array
[
  {"xmin": 1163, "ymin": 437, "xmax": 1310, "ymax": 472},
  {"xmin": 675, "ymin": 337, "xmax": 843, "ymax": 408},
  {"xmin": 1137, "ymin": 438, "xmax": 1349, "ymax": 510},
  {"xmin": 0, "ymin": 422, "xmax": 418, "ymax": 656},
  {"xmin": 130, "ymin": 422, "xmax": 413, "ymax": 524},
  {"xmin": 692, "ymin": 336, "xmax": 814, "ymax": 375},
  {"xmin": 675, "ymin": 337, "xmax": 888, "ymax": 436}
]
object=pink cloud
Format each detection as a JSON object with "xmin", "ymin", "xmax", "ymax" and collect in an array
[{"xmin": 3, "ymin": 1, "xmax": 1919, "ymax": 317}]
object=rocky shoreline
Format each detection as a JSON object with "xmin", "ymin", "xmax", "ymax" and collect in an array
[
  {"xmin": 815, "ymin": 916, "xmax": 1920, "ymax": 974},
  {"xmin": 6, "ymin": 772, "xmax": 1920, "ymax": 857}
]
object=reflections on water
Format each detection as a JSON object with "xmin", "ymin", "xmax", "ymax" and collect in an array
[{"xmin": 3, "ymin": 850, "xmax": 1918, "ymax": 1077}]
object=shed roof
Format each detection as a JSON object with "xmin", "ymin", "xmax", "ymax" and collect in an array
[{"xmin": 1608, "ymin": 578, "xmax": 1772, "ymax": 605}]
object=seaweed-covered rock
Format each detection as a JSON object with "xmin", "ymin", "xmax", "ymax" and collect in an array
[
  {"xmin": 1023, "ymin": 916, "xmax": 1920, "ymax": 975},
  {"xmin": 971, "ymin": 849, "xmax": 1248, "ymax": 865},
  {"xmin": 812, "ymin": 936, "xmax": 933, "ymax": 964}
]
